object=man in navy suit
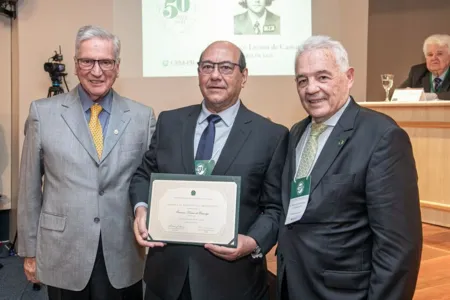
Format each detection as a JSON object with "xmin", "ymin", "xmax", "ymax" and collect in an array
[{"xmin": 130, "ymin": 40, "xmax": 288, "ymax": 300}]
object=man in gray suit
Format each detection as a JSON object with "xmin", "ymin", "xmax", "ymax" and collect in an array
[
  {"xmin": 277, "ymin": 36, "xmax": 422, "ymax": 300},
  {"xmin": 17, "ymin": 25, "xmax": 155, "ymax": 300},
  {"xmin": 234, "ymin": 0, "xmax": 280, "ymax": 35}
]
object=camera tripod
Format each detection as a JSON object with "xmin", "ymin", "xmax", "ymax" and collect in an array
[
  {"xmin": 47, "ymin": 85, "xmax": 65, "ymax": 98},
  {"xmin": 47, "ymin": 75, "xmax": 68, "ymax": 97}
]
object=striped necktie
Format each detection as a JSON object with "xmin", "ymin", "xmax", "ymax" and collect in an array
[
  {"xmin": 434, "ymin": 77, "xmax": 442, "ymax": 92},
  {"xmin": 295, "ymin": 123, "xmax": 328, "ymax": 178}
]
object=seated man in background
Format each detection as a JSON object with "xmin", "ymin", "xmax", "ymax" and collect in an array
[{"xmin": 399, "ymin": 33, "xmax": 450, "ymax": 100}]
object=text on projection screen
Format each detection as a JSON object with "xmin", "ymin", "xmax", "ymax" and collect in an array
[{"xmin": 142, "ymin": 0, "xmax": 312, "ymax": 77}]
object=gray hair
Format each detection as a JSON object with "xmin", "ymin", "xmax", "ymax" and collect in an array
[
  {"xmin": 423, "ymin": 34, "xmax": 450, "ymax": 55},
  {"xmin": 295, "ymin": 35, "xmax": 350, "ymax": 72},
  {"xmin": 75, "ymin": 25, "xmax": 121, "ymax": 61}
]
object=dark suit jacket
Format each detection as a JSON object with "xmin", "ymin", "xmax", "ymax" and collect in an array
[
  {"xmin": 234, "ymin": 10, "xmax": 280, "ymax": 35},
  {"xmin": 277, "ymin": 99, "xmax": 422, "ymax": 300},
  {"xmin": 399, "ymin": 63, "xmax": 450, "ymax": 100},
  {"xmin": 130, "ymin": 103, "xmax": 288, "ymax": 300}
]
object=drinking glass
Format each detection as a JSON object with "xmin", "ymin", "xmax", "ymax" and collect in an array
[{"xmin": 381, "ymin": 74, "xmax": 394, "ymax": 102}]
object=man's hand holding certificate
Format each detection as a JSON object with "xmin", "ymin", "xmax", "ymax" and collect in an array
[
  {"xmin": 134, "ymin": 206, "xmax": 165, "ymax": 248},
  {"xmin": 204, "ymin": 234, "xmax": 257, "ymax": 261}
]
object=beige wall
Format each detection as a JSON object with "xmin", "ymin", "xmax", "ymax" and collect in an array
[
  {"xmin": 367, "ymin": 0, "xmax": 450, "ymax": 101},
  {"xmin": 4, "ymin": 0, "xmax": 368, "ymax": 239},
  {"xmin": 10, "ymin": 13, "xmax": 20, "ymax": 239},
  {"xmin": 312, "ymin": 0, "xmax": 369, "ymax": 103},
  {"xmin": 0, "ymin": 16, "xmax": 12, "ymax": 211}
]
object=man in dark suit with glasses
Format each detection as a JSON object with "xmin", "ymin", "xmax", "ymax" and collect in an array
[{"xmin": 130, "ymin": 40, "xmax": 288, "ymax": 300}]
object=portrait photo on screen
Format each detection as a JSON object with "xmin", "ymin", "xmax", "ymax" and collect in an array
[{"xmin": 234, "ymin": 0, "xmax": 280, "ymax": 35}]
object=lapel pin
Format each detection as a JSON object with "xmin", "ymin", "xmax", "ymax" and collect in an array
[
  {"xmin": 338, "ymin": 139, "xmax": 345, "ymax": 146},
  {"xmin": 114, "ymin": 129, "xmax": 119, "ymax": 135}
]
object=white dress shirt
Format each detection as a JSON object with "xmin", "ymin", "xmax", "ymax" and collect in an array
[
  {"xmin": 194, "ymin": 100, "xmax": 240, "ymax": 162},
  {"xmin": 248, "ymin": 10, "xmax": 267, "ymax": 34}
]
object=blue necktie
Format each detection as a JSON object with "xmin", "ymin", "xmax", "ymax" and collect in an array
[
  {"xmin": 195, "ymin": 115, "xmax": 222, "ymax": 160},
  {"xmin": 434, "ymin": 77, "xmax": 442, "ymax": 92}
]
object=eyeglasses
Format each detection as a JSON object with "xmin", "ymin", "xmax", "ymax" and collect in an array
[
  {"xmin": 76, "ymin": 58, "xmax": 117, "ymax": 71},
  {"xmin": 197, "ymin": 61, "xmax": 240, "ymax": 75}
]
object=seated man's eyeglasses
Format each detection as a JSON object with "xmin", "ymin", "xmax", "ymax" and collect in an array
[
  {"xmin": 76, "ymin": 58, "xmax": 117, "ymax": 71},
  {"xmin": 198, "ymin": 61, "xmax": 241, "ymax": 75}
]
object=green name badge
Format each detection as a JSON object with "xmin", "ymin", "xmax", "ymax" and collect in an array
[
  {"xmin": 285, "ymin": 176, "xmax": 311, "ymax": 225},
  {"xmin": 194, "ymin": 160, "xmax": 215, "ymax": 176},
  {"xmin": 290, "ymin": 176, "xmax": 311, "ymax": 198}
]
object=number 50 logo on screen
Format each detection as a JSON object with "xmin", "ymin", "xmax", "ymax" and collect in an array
[{"xmin": 163, "ymin": 0, "xmax": 190, "ymax": 19}]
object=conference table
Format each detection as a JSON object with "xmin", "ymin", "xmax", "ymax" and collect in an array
[{"xmin": 360, "ymin": 101, "xmax": 450, "ymax": 228}]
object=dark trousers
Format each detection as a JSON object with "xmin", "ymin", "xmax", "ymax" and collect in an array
[
  {"xmin": 47, "ymin": 238, "xmax": 143, "ymax": 300},
  {"xmin": 280, "ymin": 272, "xmax": 289, "ymax": 300},
  {"xmin": 144, "ymin": 275, "xmax": 191, "ymax": 300}
]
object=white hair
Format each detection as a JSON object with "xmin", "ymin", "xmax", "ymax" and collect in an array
[
  {"xmin": 423, "ymin": 34, "xmax": 450, "ymax": 55},
  {"xmin": 295, "ymin": 35, "xmax": 350, "ymax": 72},
  {"xmin": 75, "ymin": 25, "xmax": 121, "ymax": 60}
]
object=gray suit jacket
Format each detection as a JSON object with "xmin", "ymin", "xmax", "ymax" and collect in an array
[
  {"xmin": 277, "ymin": 98, "xmax": 422, "ymax": 300},
  {"xmin": 17, "ymin": 86, "xmax": 155, "ymax": 290},
  {"xmin": 234, "ymin": 10, "xmax": 280, "ymax": 35}
]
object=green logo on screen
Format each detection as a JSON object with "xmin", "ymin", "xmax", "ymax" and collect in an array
[
  {"xmin": 163, "ymin": 0, "xmax": 190, "ymax": 19},
  {"xmin": 191, "ymin": 190, "xmax": 196, "ymax": 196}
]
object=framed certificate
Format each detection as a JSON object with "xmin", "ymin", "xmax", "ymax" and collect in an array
[{"xmin": 147, "ymin": 173, "xmax": 241, "ymax": 248}]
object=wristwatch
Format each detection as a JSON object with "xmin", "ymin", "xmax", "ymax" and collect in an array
[{"xmin": 251, "ymin": 245, "xmax": 263, "ymax": 259}]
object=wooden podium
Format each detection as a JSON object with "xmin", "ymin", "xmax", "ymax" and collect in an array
[{"xmin": 360, "ymin": 101, "xmax": 450, "ymax": 227}]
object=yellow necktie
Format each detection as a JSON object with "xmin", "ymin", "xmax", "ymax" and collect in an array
[{"xmin": 89, "ymin": 103, "xmax": 103, "ymax": 159}]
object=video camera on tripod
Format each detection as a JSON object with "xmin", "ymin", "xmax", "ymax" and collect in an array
[{"xmin": 44, "ymin": 46, "xmax": 70, "ymax": 97}]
